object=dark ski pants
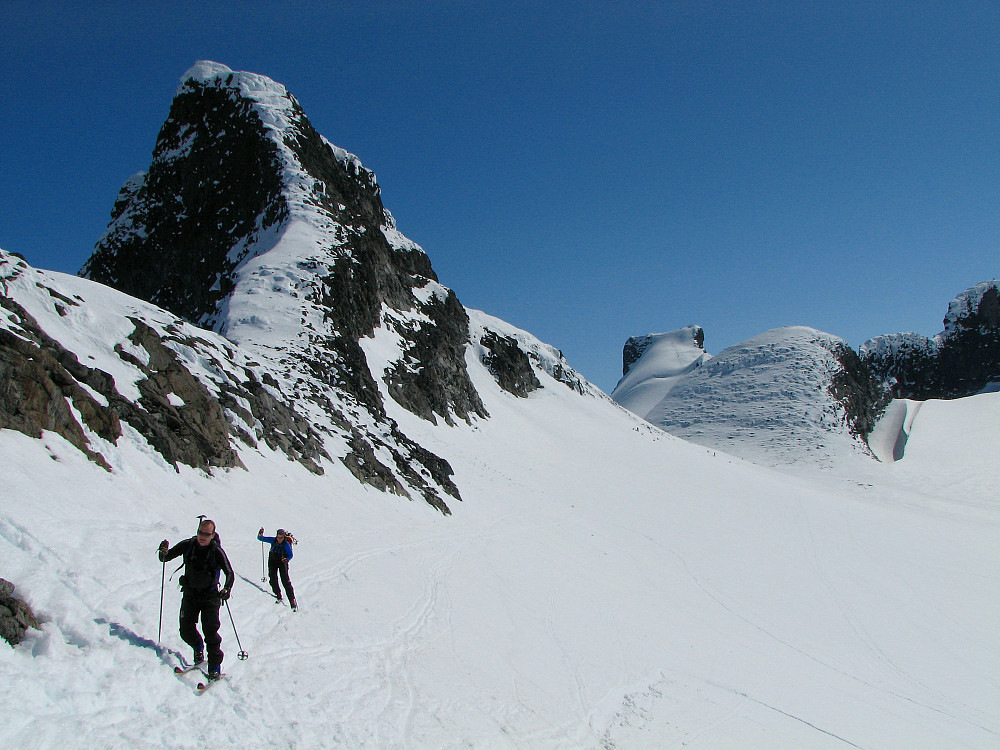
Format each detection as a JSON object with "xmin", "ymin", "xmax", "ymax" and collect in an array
[
  {"xmin": 268, "ymin": 556, "xmax": 295, "ymax": 601},
  {"xmin": 179, "ymin": 590, "xmax": 224, "ymax": 666}
]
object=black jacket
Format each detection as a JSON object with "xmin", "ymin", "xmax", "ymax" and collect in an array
[{"xmin": 159, "ymin": 537, "xmax": 235, "ymax": 595}]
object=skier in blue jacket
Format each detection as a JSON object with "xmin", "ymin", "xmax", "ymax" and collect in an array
[{"xmin": 258, "ymin": 528, "xmax": 296, "ymax": 609}]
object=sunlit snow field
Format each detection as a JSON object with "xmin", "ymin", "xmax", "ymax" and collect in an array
[{"xmin": 2, "ymin": 358, "xmax": 998, "ymax": 749}]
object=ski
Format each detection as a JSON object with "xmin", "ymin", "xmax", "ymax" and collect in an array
[
  {"xmin": 196, "ymin": 674, "xmax": 227, "ymax": 692},
  {"xmin": 174, "ymin": 664, "xmax": 206, "ymax": 676}
]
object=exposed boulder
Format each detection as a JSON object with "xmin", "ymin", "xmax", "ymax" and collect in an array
[{"xmin": 0, "ymin": 578, "xmax": 40, "ymax": 647}]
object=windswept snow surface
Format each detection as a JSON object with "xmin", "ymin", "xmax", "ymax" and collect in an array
[
  {"xmin": 2, "ymin": 342, "xmax": 998, "ymax": 749},
  {"xmin": 610, "ymin": 327, "xmax": 711, "ymax": 419}
]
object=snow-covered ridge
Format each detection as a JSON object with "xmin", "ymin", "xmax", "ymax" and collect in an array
[
  {"xmin": 619, "ymin": 326, "xmax": 879, "ymax": 468},
  {"xmin": 466, "ymin": 308, "xmax": 601, "ymax": 397}
]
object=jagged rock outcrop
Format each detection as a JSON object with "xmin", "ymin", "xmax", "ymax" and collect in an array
[
  {"xmin": 1, "ymin": 295, "xmax": 118, "ymax": 471},
  {"xmin": 828, "ymin": 340, "xmax": 890, "ymax": 438},
  {"xmin": 81, "ymin": 78, "xmax": 286, "ymax": 322},
  {"xmin": 479, "ymin": 330, "xmax": 541, "ymax": 397},
  {"xmin": 0, "ymin": 578, "xmax": 40, "ymax": 647},
  {"xmin": 862, "ymin": 281, "xmax": 1000, "ymax": 400},
  {"xmin": 385, "ymin": 290, "xmax": 488, "ymax": 424},
  {"xmin": 467, "ymin": 310, "xmax": 598, "ymax": 400}
]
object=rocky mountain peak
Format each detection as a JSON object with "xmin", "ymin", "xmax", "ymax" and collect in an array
[
  {"xmin": 611, "ymin": 326, "xmax": 710, "ymax": 421},
  {"xmin": 75, "ymin": 62, "xmax": 501, "ymax": 510}
]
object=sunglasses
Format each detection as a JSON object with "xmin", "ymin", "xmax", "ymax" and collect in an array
[{"xmin": 197, "ymin": 531, "xmax": 214, "ymax": 538}]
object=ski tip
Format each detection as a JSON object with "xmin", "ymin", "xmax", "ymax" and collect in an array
[{"xmin": 196, "ymin": 675, "xmax": 227, "ymax": 691}]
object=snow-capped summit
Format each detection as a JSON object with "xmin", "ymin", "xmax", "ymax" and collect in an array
[{"xmin": 616, "ymin": 326, "xmax": 886, "ymax": 468}]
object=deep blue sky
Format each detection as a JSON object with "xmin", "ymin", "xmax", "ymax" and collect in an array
[{"xmin": 3, "ymin": 2, "xmax": 997, "ymax": 393}]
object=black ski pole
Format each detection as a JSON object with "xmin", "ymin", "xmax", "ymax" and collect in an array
[
  {"xmin": 261, "ymin": 539, "xmax": 266, "ymax": 583},
  {"xmin": 158, "ymin": 557, "xmax": 165, "ymax": 644},
  {"xmin": 224, "ymin": 598, "xmax": 249, "ymax": 661}
]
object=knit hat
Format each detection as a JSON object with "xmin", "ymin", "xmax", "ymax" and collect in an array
[{"xmin": 276, "ymin": 529, "xmax": 286, "ymax": 536}]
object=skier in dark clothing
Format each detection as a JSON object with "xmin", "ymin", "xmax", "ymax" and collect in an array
[
  {"xmin": 258, "ymin": 527, "xmax": 296, "ymax": 609},
  {"xmin": 158, "ymin": 519, "xmax": 234, "ymax": 679}
]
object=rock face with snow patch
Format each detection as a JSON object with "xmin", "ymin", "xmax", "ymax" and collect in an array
[
  {"xmin": 1, "ymin": 250, "xmax": 329, "ymax": 474},
  {"xmin": 862, "ymin": 281, "xmax": 1000, "ymax": 399},
  {"xmin": 615, "ymin": 326, "xmax": 887, "ymax": 467}
]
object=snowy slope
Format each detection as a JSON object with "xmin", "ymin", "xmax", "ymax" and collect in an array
[{"xmin": 2, "ymin": 297, "xmax": 998, "ymax": 748}]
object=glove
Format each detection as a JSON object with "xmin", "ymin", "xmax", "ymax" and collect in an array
[
  {"xmin": 159, "ymin": 540, "xmax": 169, "ymax": 551},
  {"xmin": 219, "ymin": 588, "xmax": 231, "ymax": 601},
  {"xmin": 282, "ymin": 557, "xmax": 288, "ymax": 564},
  {"xmin": 258, "ymin": 527, "xmax": 264, "ymax": 536}
]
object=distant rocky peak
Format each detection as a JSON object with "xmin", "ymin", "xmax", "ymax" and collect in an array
[
  {"xmin": 862, "ymin": 280, "xmax": 1000, "ymax": 400},
  {"xmin": 611, "ymin": 326, "xmax": 710, "ymax": 420},
  {"xmin": 943, "ymin": 280, "xmax": 1000, "ymax": 335},
  {"xmin": 613, "ymin": 325, "xmax": 886, "ymax": 468}
]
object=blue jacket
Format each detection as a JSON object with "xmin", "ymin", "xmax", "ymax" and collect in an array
[{"xmin": 258, "ymin": 534, "xmax": 293, "ymax": 561}]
